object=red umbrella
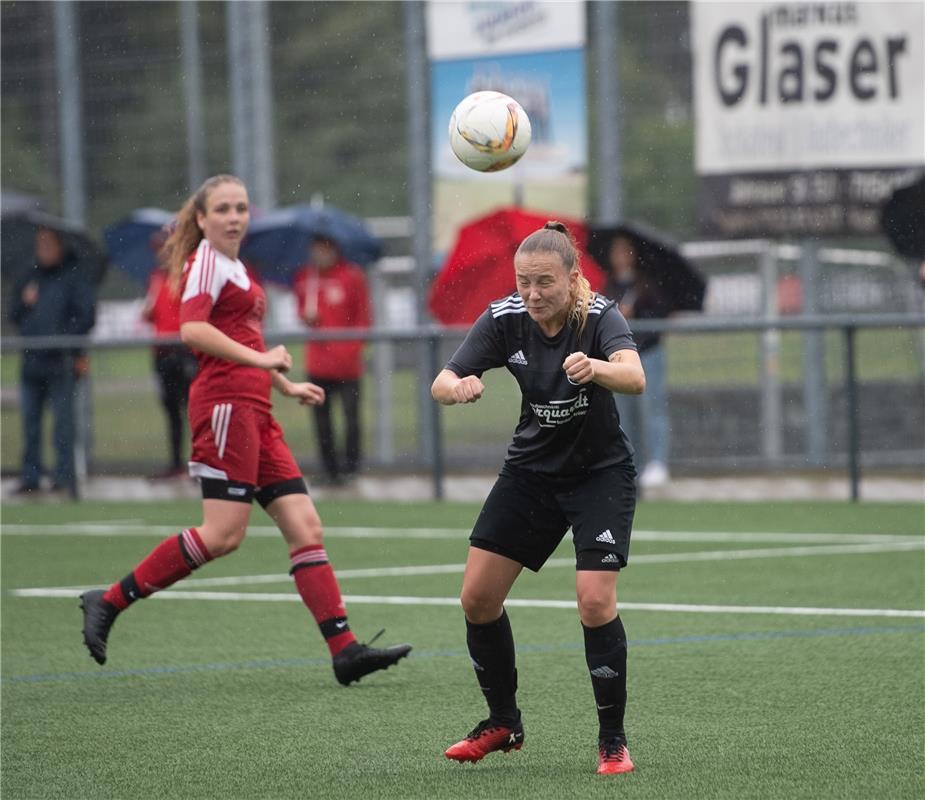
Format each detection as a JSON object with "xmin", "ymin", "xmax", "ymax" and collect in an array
[{"xmin": 428, "ymin": 207, "xmax": 606, "ymax": 324}]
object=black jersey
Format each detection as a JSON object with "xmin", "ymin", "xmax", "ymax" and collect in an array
[{"xmin": 445, "ymin": 293, "xmax": 637, "ymax": 475}]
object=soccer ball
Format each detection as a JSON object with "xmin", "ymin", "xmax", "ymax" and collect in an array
[{"xmin": 448, "ymin": 91, "xmax": 532, "ymax": 173}]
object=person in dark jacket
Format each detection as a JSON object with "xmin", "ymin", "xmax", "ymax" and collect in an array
[
  {"xmin": 9, "ymin": 227, "xmax": 96, "ymax": 494},
  {"xmin": 603, "ymin": 234, "xmax": 673, "ymax": 489}
]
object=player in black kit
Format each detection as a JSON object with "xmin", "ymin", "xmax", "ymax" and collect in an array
[{"xmin": 432, "ymin": 221, "xmax": 645, "ymax": 776}]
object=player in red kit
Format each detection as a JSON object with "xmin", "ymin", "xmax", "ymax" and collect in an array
[{"xmin": 80, "ymin": 175, "xmax": 411, "ymax": 685}]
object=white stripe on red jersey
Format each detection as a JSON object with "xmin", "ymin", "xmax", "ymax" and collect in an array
[{"xmin": 180, "ymin": 238, "xmax": 271, "ymax": 409}]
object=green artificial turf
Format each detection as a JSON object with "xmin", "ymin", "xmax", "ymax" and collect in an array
[{"xmin": 2, "ymin": 500, "xmax": 923, "ymax": 799}]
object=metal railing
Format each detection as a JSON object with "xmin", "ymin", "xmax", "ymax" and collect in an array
[{"xmin": 2, "ymin": 312, "xmax": 924, "ymax": 501}]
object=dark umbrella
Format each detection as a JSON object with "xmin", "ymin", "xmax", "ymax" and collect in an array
[
  {"xmin": 1, "ymin": 193, "xmax": 44, "ymax": 284},
  {"xmin": 1, "ymin": 202, "xmax": 108, "ymax": 285},
  {"xmin": 588, "ymin": 221, "xmax": 706, "ymax": 312},
  {"xmin": 1, "ymin": 191, "xmax": 44, "ymax": 217},
  {"xmin": 240, "ymin": 204, "xmax": 383, "ymax": 285},
  {"xmin": 881, "ymin": 173, "xmax": 925, "ymax": 260},
  {"xmin": 428, "ymin": 207, "xmax": 606, "ymax": 325},
  {"xmin": 103, "ymin": 208, "xmax": 175, "ymax": 285}
]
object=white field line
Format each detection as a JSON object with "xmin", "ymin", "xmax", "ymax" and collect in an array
[
  {"xmin": 9, "ymin": 540, "xmax": 925, "ymax": 597},
  {"xmin": 8, "ymin": 588, "xmax": 924, "ymax": 618},
  {"xmin": 0, "ymin": 523, "xmax": 922, "ymax": 544}
]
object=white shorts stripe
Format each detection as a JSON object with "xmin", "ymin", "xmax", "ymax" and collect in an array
[
  {"xmin": 219, "ymin": 404, "xmax": 231, "ymax": 459},
  {"xmin": 188, "ymin": 462, "xmax": 229, "ymax": 480},
  {"xmin": 213, "ymin": 404, "xmax": 223, "ymax": 458},
  {"xmin": 211, "ymin": 403, "xmax": 232, "ymax": 460}
]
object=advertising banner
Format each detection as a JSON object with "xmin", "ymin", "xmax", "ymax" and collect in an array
[
  {"xmin": 692, "ymin": 1, "xmax": 925, "ymax": 237},
  {"xmin": 428, "ymin": 1, "xmax": 587, "ymax": 252}
]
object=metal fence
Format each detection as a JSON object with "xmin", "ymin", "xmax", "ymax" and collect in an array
[{"xmin": 2, "ymin": 312, "xmax": 923, "ymax": 502}]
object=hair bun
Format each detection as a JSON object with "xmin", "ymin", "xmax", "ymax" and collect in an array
[{"xmin": 543, "ymin": 221, "xmax": 568, "ymax": 235}]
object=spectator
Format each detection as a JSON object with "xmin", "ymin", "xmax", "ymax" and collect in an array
[
  {"xmin": 603, "ymin": 234, "xmax": 673, "ymax": 489},
  {"xmin": 293, "ymin": 235, "xmax": 371, "ymax": 485},
  {"xmin": 142, "ymin": 233, "xmax": 198, "ymax": 479},
  {"xmin": 8, "ymin": 226, "xmax": 96, "ymax": 496}
]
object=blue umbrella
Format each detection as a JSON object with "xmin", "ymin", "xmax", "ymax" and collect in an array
[
  {"xmin": 103, "ymin": 208, "xmax": 174, "ymax": 285},
  {"xmin": 241, "ymin": 204, "xmax": 382, "ymax": 284}
]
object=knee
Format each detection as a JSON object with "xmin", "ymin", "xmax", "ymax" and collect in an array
[
  {"xmin": 460, "ymin": 585, "xmax": 503, "ymax": 624},
  {"xmin": 201, "ymin": 524, "xmax": 247, "ymax": 557},
  {"xmin": 299, "ymin": 517, "xmax": 324, "ymax": 547},
  {"xmin": 577, "ymin": 588, "xmax": 617, "ymax": 628},
  {"xmin": 282, "ymin": 516, "xmax": 324, "ymax": 550}
]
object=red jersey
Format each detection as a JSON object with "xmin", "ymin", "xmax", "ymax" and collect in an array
[
  {"xmin": 144, "ymin": 269, "xmax": 181, "ymax": 335},
  {"xmin": 292, "ymin": 260, "xmax": 370, "ymax": 380},
  {"xmin": 180, "ymin": 239, "xmax": 272, "ymax": 409}
]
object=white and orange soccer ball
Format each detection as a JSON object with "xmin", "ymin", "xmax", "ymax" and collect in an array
[{"xmin": 448, "ymin": 91, "xmax": 532, "ymax": 173}]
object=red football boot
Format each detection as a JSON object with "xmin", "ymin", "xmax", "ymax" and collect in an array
[
  {"xmin": 444, "ymin": 718, "xmax": 524, "ymax": 763},
  {"xmin": 597, "ymin": 738, "xmax": 635, "ymax": 775}
]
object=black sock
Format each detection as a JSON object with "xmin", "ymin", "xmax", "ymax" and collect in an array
[
  {"xmin": 583, "ymin": 615, "xmax": 628, "ymax": 742},
  {"xmin": 466, "ymin": 610, "xmax": 519, "ymax": 727}
]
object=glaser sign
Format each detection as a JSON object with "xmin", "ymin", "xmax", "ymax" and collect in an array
[
  {"xmin": 715, "ymin": 6, "xmax": 906, "ymax": 109},
  {"xmin": 692, "ymin": 2, "xmax": 924, "ymax": 236}
]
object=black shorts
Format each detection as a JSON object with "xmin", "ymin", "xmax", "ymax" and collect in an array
[{"xmin": 470, "ymin": 462, "xmax": 636, "ymax": 572}]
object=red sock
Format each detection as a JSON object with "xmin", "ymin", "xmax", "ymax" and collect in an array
[
  {"xmin": 290, "ymin": 545, "xmax": 357, "ymax": 656},
  {"xmin": 103, "ymin": 528, "xmax": 212, "ymax": 610}
]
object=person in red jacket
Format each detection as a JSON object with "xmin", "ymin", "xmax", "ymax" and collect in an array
[
  {"xmin": 142, "ymin": 233, "xmax": 199, "ymax": 478},
  {"xmin": 292, "ymin": 236, "xmax": 370, "ymax": 485}
]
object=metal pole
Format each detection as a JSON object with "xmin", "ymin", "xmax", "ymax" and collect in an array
[
  {"xmin": 226, "ymin": 1, "xmax": 253, "ymax": 187},
  {"xmin": 249, "ymin": 0, "xmax": 277, "ymax": 211},
  {"xmin": 53, "ymin": 0, "xmax": 89, "ymax": 496},
  {"xmin": 180, "ymin": 0, "xmax": 206, "ymax": 188},
  {"xmin": 427, "ymin": 333, "xmax": 445, "ymax": 500},
  {"xmin": 73, "ymin": 374, "xmax": 91, "ymax": 500},
  {"xmin": 799, "ymin": 240, "xmax": 827, "ymax": 466},
  {"xmin": 759, "ymin": 243, "xmax": 783, "ymax": 462},
  {"xmin": 592, "ymin": 0, "xmax": 622, "ymax": 224},
  {"xmin": 844, "ymin": 326, "xmax": 860, "ymax": 501},
  {"xmin": 53, "ymin": 0, "xmax": 85, "ymax": 225},
  {"xmin": 403, "ymin": 1, "xmax": 437, "ymax": 467},
  {"xmin": 369, "ymin": 266, "xmax": 395, "ymax": 465}
]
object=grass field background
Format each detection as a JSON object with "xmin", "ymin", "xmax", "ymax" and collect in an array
[{"xmin": 2, "ymin": 499, "xmax": 923, "ymax": 799}]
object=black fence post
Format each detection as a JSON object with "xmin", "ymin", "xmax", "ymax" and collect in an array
[{"xmin": 843, "ymin": 325, "xmax": 860, "ymax": 502}]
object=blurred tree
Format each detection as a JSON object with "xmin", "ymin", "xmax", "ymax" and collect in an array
[
  {"xmin": 589, "ymin": 1, "xmax": 696, "ymax": 238},
  {"xmin": 3, "ymin": 0, "xmax": 697, "ymax": 263},
  {"xmin": 270, "ymin": 2, "xmax": 409, "ymax": 216},
  {"xmin": 1, "ymin": 101, "xmax": 57, "ymax": 200}
]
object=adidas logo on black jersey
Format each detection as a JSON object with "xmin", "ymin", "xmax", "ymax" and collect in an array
[
  {"xmin": 596, "ymin": 529, "xmax": 616, "ymax": 544},
  {"xmin": 507, "ymin": 349, "xmax": 528, "ymax": 366}
]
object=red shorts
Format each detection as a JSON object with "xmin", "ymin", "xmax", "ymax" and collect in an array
[{"xmin": 188, "ymin": 400, "xmax": 302, "ymax": 488}]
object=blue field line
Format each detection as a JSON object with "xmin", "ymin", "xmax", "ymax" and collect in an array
[{"xmin": 3, "ymin": 624, "xmax": 922, "ymax": 686}]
